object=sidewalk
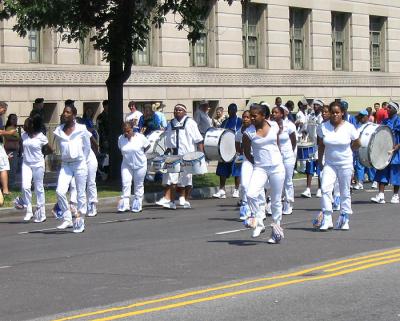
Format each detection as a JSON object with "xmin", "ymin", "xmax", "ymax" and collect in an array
[{"xmin": 0, "ymin": 177, "xmax": 311, "ymax": 219}]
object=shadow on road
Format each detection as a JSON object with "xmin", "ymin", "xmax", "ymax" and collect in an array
[{"xmin": 208, "ymin": 239, "xmax": 263, "ymax": 246}]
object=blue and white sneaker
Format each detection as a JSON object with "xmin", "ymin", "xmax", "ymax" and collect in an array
[
  {"xmin": 131, "ymin": 198, "xmax": 142, "ymax": 213},
  {"xmin": 267, "ymin": 223, "xmax": 284, "ymax": 244},
  {"xmin": 14, "ymin": 196, "xmax": 26, "ymax": 210},
  {"xmin": 52, "ymin": 203, "xmax": 64, "ymax": 220},
  {"xmin": 332, "ymin": 195, "xmax": 341, "ymax": 211},
  {"xmin": 319, "ymin": 213, "xmax": 333, "ymax": 231},
  {"xmin": 87, "ymin": 203, "xmax": 97, "ymax": 217},
  {"xmin": 312, "ymin": 211, "xmax": 324, "ymax": 228},
  {"xmin": 73, "ymin": 217, "xmax": 85, "ymax": 233},
  {"xmin": 336, "ymin": 213, "xmax": 349, "ymax": 230},
  {"xmin": 239, "ymin": 203, "xmax": 251, "ymax": 221}
]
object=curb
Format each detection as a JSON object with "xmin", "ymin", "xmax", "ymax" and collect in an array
[{"xmin": 0, "ymin": 177, "xmax": 311, "ymax": 219}]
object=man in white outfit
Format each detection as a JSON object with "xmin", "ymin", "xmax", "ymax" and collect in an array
[{"xmin": 156, "ymin": 104, "xmax": 204, "ymax": 209}]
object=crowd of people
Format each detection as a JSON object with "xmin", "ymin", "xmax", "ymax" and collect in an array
[{"xmin": 0, "ymin": 96, "xmax": 398, "ymax": 240}]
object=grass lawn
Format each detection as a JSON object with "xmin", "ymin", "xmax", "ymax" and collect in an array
[{"xmin": 2, "ymin": 172, "xmax": 305, "ymax": 208}]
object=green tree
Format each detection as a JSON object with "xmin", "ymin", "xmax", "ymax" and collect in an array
[{"xmin": 0, "ymin": 0, "xmax": 236, "ymax": 179}]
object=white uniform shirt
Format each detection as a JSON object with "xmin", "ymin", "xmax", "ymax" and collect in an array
[
  {"xmin": 194, "ymin": 110, "xmax": 212, "ymax": 135},
  {"xmin": 118, "ymin": 133, "xmax": 150, "ymax": 169},
  {"xmin": 126, "ymin": 111, "xmax": 143, "ymax": 126},
  {"xmin": 245, "ymin": 122, "xmax": 282, "ymax": 167},
  {"xmin": 22, "ymin": 132, "xmax": 48, "ymax": 167},
  {"xmin": 54, "ymin": 123, "xmax": 91, "ymax": 163},
  {"xmin": 317, "ymin": 121, "xmax": 359, "ymax": 168},
  {"xmin": 277, "ymin": 119, "xmax": 296, "ymax": 156},
  {"xmin": 165, "ymin": 116, "xmax": 203, "ymax": 155},
  {"xmin": 296, "ymin": 110, "xmax": 307, "ymax": 135}
]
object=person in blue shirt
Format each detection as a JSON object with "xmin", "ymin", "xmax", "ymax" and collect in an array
[
  {"xmin": 213, "ymin": 103, "xmax": 242, "ymax": 199},
  {"xmin": 340, "ymin": 100, "xmax": 357, "ymax": 127},
  {"xmin": 138, "ymin": 104, "xmax": 163, "ymax": 136},
  {"xmin": 371, "ymin": 101, "xmax": 400, "ymax": 204}
]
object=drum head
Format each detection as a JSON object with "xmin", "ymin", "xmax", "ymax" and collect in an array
[
  {"xmin": 182, "ymin": 151, "xmax": 204, "ymax": 161},
  {"xmin": 165, "ymin": 156, "xmax": 181, "ymax": 164},
  {"xmin": 219, "ymin": 130, "xmax": 236, "ymax": 162},
  {"xmin": 369, "ymin": 126, "xmax": 394, "ymax": 170}
]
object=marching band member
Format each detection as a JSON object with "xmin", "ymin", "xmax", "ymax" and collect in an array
[
  {"xmin": 54, "ymin": 102, "xmax": 91, "ymax": 233},
  {"xmin": 118, "ymin": 122, "xmax": 150, "ymax": 212},
  {"xmin": 243, "ymin": 104, "xmax": 285, "ymax": 244},
  {"xmin": 316, "ymin": 101, "xmax": 360, "ymax": 231},
  {"xmin": 156, "ymin": 104, "xmax": 204, "ymax": 209},
  {"xmin": 371, "ymin": 101, "xmax": 400, "ymax": 204},
  {"xmin": 301, "ymin": 99, "xmax": 323, "ymax": 198},
  {"xmin": 353, "ymin": 110, "xmax": 370, "ymax": 190},
  {"xmin": 18, "ymin": 116, "xmax": 52, "ymax": 222},
  {"xmin": 213, "ymin": 103, "xmax": 242, "ymax": 199},
  {"xmin": 271, "ymin": 105, "xmax": 296, "ymax": 215}
]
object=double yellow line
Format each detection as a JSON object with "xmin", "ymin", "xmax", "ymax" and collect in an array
[{"xmin": 53, "ymin": 248, "xmax": 400, "ymax": 321}]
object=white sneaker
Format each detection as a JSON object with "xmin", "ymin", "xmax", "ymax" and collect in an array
[
  {"xmin": 371, "ymin": 181, "xmax": 378, "ymax": 189},
  {"xmin": 23, "ymin": 207, "xmax": 33, "ymax": 221},
  {"xmin": 301, "ymin": 188, "xmax": 312, "ymax": 198},
  {"xmin": 183, "ymin": 201, "xmax": 191, "ymax": 209},
  {"xmin": 117, "ymin": 198, "xmax": 130, "ymax": 212},
  {"xmin": 335, "ymin": 213, "xmax": 349, "ymax": 230},
  {"xmin": 316, "ymin": 189, "xmax": 322, "ymax": 198},
  {"xmin": 73, "ymin": 217, "xmax": 85, "ymax": 233},
  {"xmin": 178, "ymin": 196, "xmax": 186, "ymax": 206},
  {"xmin": 267, "ymin": 223, "xmax": 284, "ymax": 244},
  {"xmin": 390, "ymin": 194, "xmax": 400, "ymax": 204},
  {"xmin": 162, "ymin": 201, "xmax": 176, "ymax": 210},
  {"xmin": 371, "ymin": 194, "xmax": 385, "ymax": 204},
  {"xmin": 319, "ymin": 214, "xmax": 333, "ymax": 231},
  {"xmin": 232, "ymin": 189, "xmax": 240, "ymax": 198},
  {"xmin": 57, "ymin": 220, "xmax": 73, "ymax": 229},
  {"xmin": 156, "ymin": 197, "xmax": 169, "ymax": 206},
  {"xmin": 252, "ymin": 221, "xmax": 266, "ymax": 238},
  {"xmin": 33, "ymin": 207, "xmax": 46, "ymax": 223},
  {"xmin": 352, "ymin": 182, "xmax": 364, "ymax": 190},
  {"xmin": 213, "ymin": 189, "xmax": 226, "ymax": 199},
  {"xmin": 131, "ymin": 198, "xmax": 142, "ymax": 213},
  {"xmin": 87, "ymin": 203, "xmax": 97, "ymax": 217},
  {"xmin": 282, "ymin": 202, "xmax": 293, "ymax": 215}
]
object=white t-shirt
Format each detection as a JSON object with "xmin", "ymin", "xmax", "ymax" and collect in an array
[
  {"xmin": 317, "ymin": 121, "xmax": 359, "ymax": 168},
  {"xmin": 22, "ymin": 132, "xmax": 48, "ymax": 167},
  {"xmin": 165, "ymin": 116, "xmax": 203, "ymax": 155},
  {"xmin": 245, "ymin": 121, "xmax": 282, "ymax": 167},
  {"xmin": 118, "ymin": 133, "xmax": 150, "ymax": 169},
  {"xmin": 54, "ymin": 123, "xmax": 91, "ymax": 162},
  {"xmin": 126, "ymin": 111, "xmax": 143, "ymax": 126},
  {"xmin": 296, "ymin": 110, "xmax": 307, "ymax": 135},
  {"xmin": 277, "ymin": 119, "xmax": 296, "ymax": 156}
]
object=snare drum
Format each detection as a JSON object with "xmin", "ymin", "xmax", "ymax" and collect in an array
[
  {"xmin": 359, "ymin": 124, "xmax": 394, "ymax": 170},
  {"xmin": 164, "ymin": 155, "xmax": 182, "ymax": 173},
  {"xmin": 182, "ymin": 151, "xmax": 207, "ymax": 175},
  {"xmin": 297, "ymin": 142, "xmax": 316, "ymax": 161},
  {"xmin": 146, "ymin": 153, "xmax": 159, "ymax": 173},
  {"xmin": 146, "ymin": 130, "xmax": 166, "ymax": 155},
  {"xmin": 204, "ymin": 128, "xmax": 236, "ymax": 162},
  {"xmin": 151, "ymin": 155, "xmax": 166, "ymax": 172}
]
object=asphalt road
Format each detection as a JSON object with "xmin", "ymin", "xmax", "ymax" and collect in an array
[{"xmin": 0, "ymin": 183, "xmax": 399, "ymax": 321}]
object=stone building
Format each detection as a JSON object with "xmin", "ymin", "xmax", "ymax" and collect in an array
[{"xmin": 1, "ymin": 0, "xmax": 400, "ymax": 127}]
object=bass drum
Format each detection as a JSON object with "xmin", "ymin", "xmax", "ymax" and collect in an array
[
  {"xmin": 146, "ymin": 130, "xmax": 165, "ymax": 155},
  {"xmin": 359, "ymin": 124, "xmax": 394, "ymax": 170},
  {"xmin": 204, "ymin": 128, "xmax": 236, "ymax": 162}
]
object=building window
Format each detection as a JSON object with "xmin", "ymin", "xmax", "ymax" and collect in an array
[
  {"xmin": 242, "ymin": 3, "xmax": 263, "ymax": 68},
  {"xmin": 191, "ymin": 30, "xmax": 207, "ymax": 67},
  {"xmin": 332, "ymin": 12, "xmax": 350, "ymax": 71},
  {"xmin": 290, "ymin": 8, "xmax": 309, "ymax": 70},
  {"xmin": 28, "ymin": 30, "xmax": 40, "ymax": 63},
  {"xmin": 134, "ymin": 38, "xmax": 151, "ymax": 66},
  {"xmin": 370, "ymin": 16, "xmax": 386, "ymax": 72}
]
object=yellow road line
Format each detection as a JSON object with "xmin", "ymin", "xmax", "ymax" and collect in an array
[
  {"xmin": 88, "ymin": 257, "xmax": 400, "ymax": 321},
  {"xmin": 324, "ymin": 253, "xmax": 400, "ymax": 272},
  {"xmin": 52, "ymin": 248, "xmax": 400, "ymax": 321}
]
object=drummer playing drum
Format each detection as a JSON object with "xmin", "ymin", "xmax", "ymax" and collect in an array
[{"xmin": 371, "ymin": 101, "xmax": 400, "ymax": 204}]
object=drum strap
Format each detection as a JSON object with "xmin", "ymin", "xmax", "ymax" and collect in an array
[{"xmin": 171, "ymin": 117, "xmax": 190, "ymax": 155}]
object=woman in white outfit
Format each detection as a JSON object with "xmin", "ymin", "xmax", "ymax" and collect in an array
[
  {"xmin": 316, "ymin": 101, "xmax": 360, "ymax": 231},
  {"xmin": 19, "ymin": 116, "xmax": 52, "ymax": 222},
  {"xmin": 242, "ymin": 104, "xmax": 286, "ymax": 244},
  {"xmin": 54, "ymin": 103, "xmax": 91, "ymax": 233},
  {"xmin": 118, "ymin": 122, "xmax": 150, "ymax": 213},
  {"xmin": 271, "ymin": 106, "xmax": 297, "ymax": 215}
]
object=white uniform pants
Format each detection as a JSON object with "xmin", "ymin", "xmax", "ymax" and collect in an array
[
  {"xmin": 121, "ymin": 162, "xmax": 147, "ymax": 201},
  {"xmin": 247, "ymin": 164, "xmax": 285, "ymax": 224},
  {"xmin": 56, "ymin": 160, "xmax": 88, "ymax": 222},
  {"xmin": 21, "ymin": 162, "xmax": 45, "ymax": 208},
  {"xmin": 240, "ymin": 159, "xmax": 253, "ymax": 203},
  {"xmin": 70, "ymin": 153, "xmax": 98, "ymax": 204},
  {"xmin": 321, "ymin": 164, "xmax": 353, "ymax": 215},
  {"xmin": 282, "ymin": 153, "xmax": 296, "ymax": 203}
]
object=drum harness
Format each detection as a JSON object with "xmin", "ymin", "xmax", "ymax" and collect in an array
[{"xmin": 170, "ymin": 116, "xmax": 190, "ymax": 156}]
